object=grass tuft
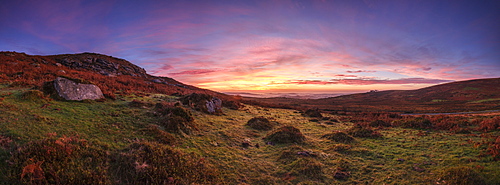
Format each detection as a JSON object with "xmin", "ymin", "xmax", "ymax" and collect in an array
[{"xmin": 438, "ymin": 166, "xmax": 486, "ymax": 185}]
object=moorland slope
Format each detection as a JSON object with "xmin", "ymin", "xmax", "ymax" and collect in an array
[{"xmin": 243, "ymin": 78, "xmax": 500, "ymax": 113}]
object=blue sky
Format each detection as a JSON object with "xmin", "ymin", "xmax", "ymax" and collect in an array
[{"xmin": 1, "ymin": 0, "xmax": 499, "ymax": 92}]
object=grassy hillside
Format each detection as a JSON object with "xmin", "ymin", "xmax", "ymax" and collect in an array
[
  {"xmin": 243, "ymin": 78, "xmax": 500, "ymax": 113},
  {"xmin": 1, "ymin": 86, "xmax": 499, "ymax": 184}
]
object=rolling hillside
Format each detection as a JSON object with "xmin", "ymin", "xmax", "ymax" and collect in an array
[{"xmin": 243, "ymin": 78, "xmax": 500, "ymax": 113}]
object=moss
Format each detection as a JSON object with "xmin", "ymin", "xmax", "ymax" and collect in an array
[
  {"xmin": 321, "ymin": 131, "xmax": 355, "ymax": 143},
  {"xmin": 265, "ymin": 126, "xmax": 305, "ymax": 144},
  {"xmin": 246, "ymin": 117, "xmax": 275, "ymax": 131}
]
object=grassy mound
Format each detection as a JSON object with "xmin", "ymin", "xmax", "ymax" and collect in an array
[
  {"xmin": 246, "ymin": 117, "xmax": 274, "ymax": 130},
  {"xmin": 265, "ymin": 126, "xmax": 305, "ymax": 144},
  {"xmin": 112, "ymin": 141, "xmax": 219, "ymax": 184},
  {"xmin": 6, "ymin": 135, "xmax": 110, "ymax": 184},
  {"xmin": 286, "ymin": 158, "xmax": 324, "ymax": 181},
  {"xmin": 157, "ymin": 106, "xmax": 197, "ymax": 135},
  {"xmin": 321, "ymin": 131, "xmax": 355, "ymax": 143},
  {"xmin": 346, "ymin": 125, "xmax": 382, "ymax": 138}
]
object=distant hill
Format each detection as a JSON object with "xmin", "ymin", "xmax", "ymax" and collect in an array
[
  {"xmin": 243, "ymin": 78, "xmax": 500, "ymax": 113},
  {"xmin": 0, "ymin": 51, "xmax": 237, "ymax": 102}
]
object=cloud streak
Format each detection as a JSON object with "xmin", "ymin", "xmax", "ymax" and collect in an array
[{"xmin": 281, "ymin": 78, "xmax": 452, "ymax": 86}]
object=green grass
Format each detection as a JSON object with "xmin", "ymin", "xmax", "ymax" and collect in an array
[{"xmin": 1, "ymin": 86, "xmax": 499, "ymax": 184}]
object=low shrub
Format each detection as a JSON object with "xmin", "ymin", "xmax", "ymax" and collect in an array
[
  {"xmin": 246, "ymin": 117, "xmax": 275, "ymax": 131},
  {"xmin": 6, "ymin": 135, "xmax": 110, "ymax": 184},
  {"xmin": 479, "ymin": 116, "xmax": 500, "ymax": 131},
  {"xmin": 401, "ymin": 116, "xmax": 433, "ymax": 129},
  {"xmin": 303, "ymin": 108, "xmax": 323, "ymax": 118},
  {"xmin": 20, "ymin": 90, "xmax": 47, "ymax": 102},
  {"xmin": 437, "ymin": 166, "xmax": 486, "ymax": 185},
  {"xmin": 112, "ymin": 141, "xmax": 219, "ymax": 184},
  {"xmin": 369, "ymin": 120, "xmax": 391, "ymax": 127},
  {"xmin": 265, "ymin": 126, "xmax": 305, "ymax": 144},
  {"xmin": 321, "ymin": 131, "xmax": 355, "ymax": 143}
]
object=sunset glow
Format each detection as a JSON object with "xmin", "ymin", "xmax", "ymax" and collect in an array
[{"xmin": 1, "ymin": 0, "xmax": 498, "ymax": 94}]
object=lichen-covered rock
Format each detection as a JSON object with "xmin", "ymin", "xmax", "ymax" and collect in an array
[{"xmin": 53, "ymin": 77, "xmax": 104, "ymax": 100}]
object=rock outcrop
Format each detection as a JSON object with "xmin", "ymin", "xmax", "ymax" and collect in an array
[
  {"xmin": 53, "ymin": 77, "xmax": 104, "ymax": 100},
  {"xmin": 53, "ymin": 53, "xmax": 148, "ymax": 77},
  {"xmin": 180, "ymin": 93, "xmax": 223, "ymax": 114}
]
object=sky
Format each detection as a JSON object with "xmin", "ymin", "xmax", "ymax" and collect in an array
[{"xmin": 1, "ymin": 0, "xmax": 499, "ymax": 94}]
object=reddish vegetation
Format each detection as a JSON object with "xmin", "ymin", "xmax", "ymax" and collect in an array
[{"xmin": 0, "ymin": 51, "xmax": 239, "ymax": 104}]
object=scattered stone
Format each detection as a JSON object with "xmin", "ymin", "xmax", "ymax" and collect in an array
[
  {"xmin": 413, "ymin": 166, "xmax": 425, "ymax": 172},
  {"xmin": 152, "ymin": 79, "xmax": 163, "ymax": 83},
  {"xmin": 52, "ymin": 77, "xmax": 104, "ymax": 101},
  {"xmin": 396, "ymin": 158, "xmax": 405, "ymax": 162},
  {"xmin": 297, "ymin": 151, "xmax": 311, "ymax": 156}
]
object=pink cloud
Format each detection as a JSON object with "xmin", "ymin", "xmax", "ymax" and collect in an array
[
  {"xmin": 346, "ymin": 70, "xmax": 377, "ymax": 73},
  {"xmin": 334, "ymin": 74, "xmax": 358, "ymax": 77}
]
